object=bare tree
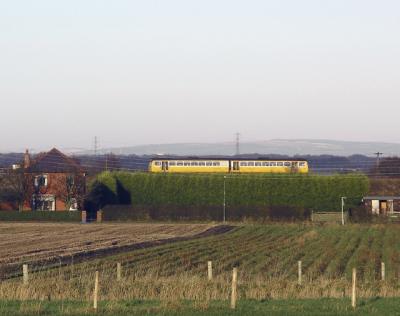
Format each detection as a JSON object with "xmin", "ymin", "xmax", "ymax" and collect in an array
[
  {"xmin": 54, "ymin": 173, "xmax": 86, "ymax": 210},
  {"xmin": 0, "ymin": 168, "xmax": 34, "ymax": 211}
]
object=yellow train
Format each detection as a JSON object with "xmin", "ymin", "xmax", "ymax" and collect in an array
[{"xmin": 149, "ymin": 159, "xmax": 309, "ymax": 174}]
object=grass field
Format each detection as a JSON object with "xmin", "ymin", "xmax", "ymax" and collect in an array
[
  {"xmin": 1, "ymin": 298, "xmax": 400, "ymax": 316},
  {"xmin": 2, "ymin": 223, "xmax": 400, "ymax": 315}
]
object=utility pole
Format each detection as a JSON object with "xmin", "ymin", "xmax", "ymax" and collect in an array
[
  {"xmin": 94, "ymin": 136, "xmax": 98, "ymax": 155},
  {"xmin": 235, "ymin": 133, "xmax": 240, "ymax": 156},
  {"xmin": 341, "ymin": 197, "xmax": 346, "ymax": 225},
  {"xmin": 223, "ymin": 176, "xmax": 227, "ymax": 223},
  {"xmin": 374, "ymin": 152, "xmax": 383, "ymax": 170}
]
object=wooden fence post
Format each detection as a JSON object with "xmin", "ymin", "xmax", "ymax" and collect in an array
[
  {"xmin": 94, "ymin": 271, "xmax": 99, "ymax": 310},
  {"xmin": 298, "ymin": 261, "xmax": 302, "ymax": 285},
  {"xmin": 381, "ymin": 262, "xmax": 385, "ymax": 281},
  {"xmin": 208, "ymin": 261, "xmax": 213, "ymax": 281},
  {"xmin": 22, "ymin": 264, "xmax": 28, "ymax": 285},
  {"xmin": 352, "ymin": 268, "xmax": 356, "ymax": 308},
  {"xmin": 117, "ymin": 263, "xmax": 122, "ymax": 281},
  {"xmin": 230, "ymin": 268, "xmax": 238, "ymax": 309}
]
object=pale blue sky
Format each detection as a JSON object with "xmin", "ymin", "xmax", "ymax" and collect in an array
[{"xmin": 1, "ymin": 1, "xmax": 399, "ymax": 152}]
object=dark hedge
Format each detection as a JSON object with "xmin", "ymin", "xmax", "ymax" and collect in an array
[
  {"xmin": 91, "ymin": 172, "xmax": 369, "ymax": 220},
  {"xmin": 0, "ymin": 211, "xmax": 82, "ymax": 222}
]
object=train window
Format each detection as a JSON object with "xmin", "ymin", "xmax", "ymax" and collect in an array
[
  {"xmin": 199, "ymin": 162, "xmax": 206, "ymax": 166},
  {"xmin": 277, "ymin": 162, "xmax": 284, "ymax": 166},
  {"xmin": 206, "ymin": 161, "xmax": 212, "ymax": 166},
  {"xmin": 169, "ymin": 161, "xmax": 176, "ymax": 166},
  {"xmin": 299, "ymin": 162, "xmax": 306, "ymax": 167},
  {"xmin": 177, "ymin": 162, "xmax": 183, "ymax": 166},
  {"xmin": 184, "ymin": 162, "xmax": 190, "ymax": 166},
  {"xmin": 240, "ymin": 162, "xmax": 247, "ymax": 166},
  {"xmin": 191, "ymin": 162, "xmax": 199, "ymax": 166},
  {"xmin": 248, "ymin": 162, "xmax": 255, "ymax": 167},
  {"xmin": 262, "ymin": 162, "xmax": 270, "ymax": 166},
  {"xmin": 270, "ymin": 162, "xmax": 277, "ymax": 167},
  {"xmin": 255, "ymin": 162, "xmax": 261, "ymax": 166},
  {"xmin": 284, "ymin": 162, "xmax": 291, "ymax": 167},
  {"xmin": 154, "ymin": 161, "xmax": 161, "ymax": 166},
  {"xmin": 212, "ymin": 162, "xmax": 219, "ymax": 166}
]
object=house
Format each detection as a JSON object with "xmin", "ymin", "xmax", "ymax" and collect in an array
[
  {"xmin": 363, "ymin": 196, "xmax": 400, "ymax": 215},
  {"xmin": 23, "ymin": 148, "xmax": 86, "ymax": 211}
]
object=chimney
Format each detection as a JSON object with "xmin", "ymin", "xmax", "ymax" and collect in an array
[{"xmin": 24, "ymin": 149, "xmax": 30, "ymax": 169}]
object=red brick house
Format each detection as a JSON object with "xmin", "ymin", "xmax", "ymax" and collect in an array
[{"xmin": 23, "ymin": 148, "xmax": 86, "ymax": 211}]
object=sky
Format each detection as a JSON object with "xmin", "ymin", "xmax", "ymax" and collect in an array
[{"xmin": 1, "ymin": 0, "xmax": 400, "ymax": 152}]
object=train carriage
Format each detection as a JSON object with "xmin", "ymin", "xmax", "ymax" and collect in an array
[{"xmin": 149, "ymin": 158, "xmax": 308, "ymax": 174}]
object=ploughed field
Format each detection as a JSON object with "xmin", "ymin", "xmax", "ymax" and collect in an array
[
  {"xmin": 0, "ymin": 222, "xmax": 217, "ymax": 278},
  {"xmin": 2, "ymin": 224, "xmax": 400, "ymax": 315}
]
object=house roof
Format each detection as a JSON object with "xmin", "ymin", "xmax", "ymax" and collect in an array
[
  {"xmin": 26, "ymin": 148, "xmax": 83, "ymax": 173},
  {"xmin": 363, "ymin": 196, "xmax": 400, "ymax": 200}
]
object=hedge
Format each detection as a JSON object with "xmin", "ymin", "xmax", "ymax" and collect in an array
[
  {"xmin": 89, "ymin": 172, "xmax": 369, "ymax": 220},
  {"xmin": 0, "ymin": 211, "xmax": 82, "ymax": 222}
]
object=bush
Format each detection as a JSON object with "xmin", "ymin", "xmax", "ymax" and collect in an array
[
  {"xmin": 90, "ymin": 172, "xmax": 369, "ymax": 221},
  {"xmin": 0, "ymin": 211, "xmax": 82, "ymax": 222}
]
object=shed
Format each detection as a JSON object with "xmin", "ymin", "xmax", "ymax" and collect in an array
[{"xmin": 362, "ymin": 196, "xmax": 400, "ymax": 215}]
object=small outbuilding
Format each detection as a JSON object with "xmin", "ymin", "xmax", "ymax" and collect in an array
[{"xmin": 363, "ymin": 196, "xmax": 400, "ymax": 215}]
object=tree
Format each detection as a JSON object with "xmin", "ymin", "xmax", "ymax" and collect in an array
[
  {"xmin": 0, "ymin": 168, "xmax": 33, "ymax": 211},
  {"xmin": 53, "ymin": 173, "xmax": 86, "ymax": 210},
  {"xmin": 371, "ymin": 157, "xmax": 400, "ymax": 177}
]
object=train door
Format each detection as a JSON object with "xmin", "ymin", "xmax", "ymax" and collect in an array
[
  {"xmin": 162, "ymin": 161, "xmax": 169, "ymax": 172},
  {"xmin": 232, "ymin": 161, "xmax": 240, "ymax": 172}
]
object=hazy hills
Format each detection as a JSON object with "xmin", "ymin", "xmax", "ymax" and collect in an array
[{"xmin": 78, "ymin": 139, "xmax": 400, "ymax": 157}]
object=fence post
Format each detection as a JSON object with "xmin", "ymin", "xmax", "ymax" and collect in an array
[
  {"xmin": 230, "ymin": 268, "xmax": 238, "ymax": 309},
  {"xmin": 22, "ymin": 264, "xmax": 28, "ymax": 285},
  {"xmin": 352, "ymin": 268, "xmax": 356, "ymax": 308},
  {"xmin": 94, "ymin": 271, "xmax": 99, "ymax": 310},
  {"xmin": 117, "ymin": 263, "xmax": 121, "ymax": 281},
  {"xmin": 208, "ymin": 261, "xmax": 213, "ymax": 281},
  {"xmin": 81, "ymin": 210, "xmax": 87, "ymax": 223},
  {"xmin": 298, "ymin": 261, "xmax": 302, "ymax": 285},
  {"xmin": 97, "ymin": 210, "xmax": 103, "ymax": 223},
  {"xmin": 381, "ymin": 262, "xmax": 385, "ymax": 281}
]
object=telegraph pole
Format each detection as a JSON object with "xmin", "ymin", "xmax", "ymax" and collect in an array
[
  {"xmin": 235, "ymin": 133, "xmax": 240, "ymax": 156},
  {"xmin": 374, "ymin": 152, "xmax": 383, "ymax": 168},
  {"xmin": 94, "ymin": 136, "xmax": 98, "ymax": 155},
  {"xmin": 223, "ymin": 176, "xmax": 226, "ymax": 223}
]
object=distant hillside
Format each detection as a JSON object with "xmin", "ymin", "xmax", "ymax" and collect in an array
[{"xmin": 77, "ymin": 139, "xmax": 400, "ymax": 156}]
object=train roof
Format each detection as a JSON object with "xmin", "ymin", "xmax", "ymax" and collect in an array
[{"xmin": 150, "ymin": 157, "xmax": 308, "ymax": 162}]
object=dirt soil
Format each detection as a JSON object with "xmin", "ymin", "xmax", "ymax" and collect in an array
[{"xmin": 0, "ymin": 222, "xmax": 233, "ymax": 279}]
